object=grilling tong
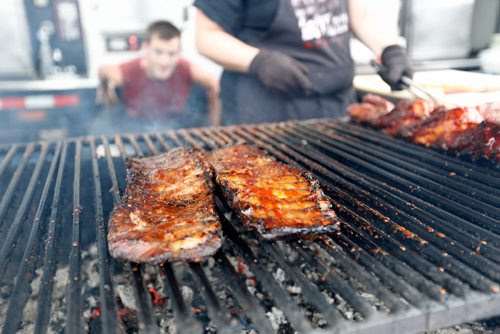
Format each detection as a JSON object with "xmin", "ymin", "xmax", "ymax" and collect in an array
[{"xmin": 370, "ymin": 60, "xmax": 439, "ymax": 103}]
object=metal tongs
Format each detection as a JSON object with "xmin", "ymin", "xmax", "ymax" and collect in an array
[{"xmin": 370, "ymin": 60, "xmax": 439, "ymax": 103}]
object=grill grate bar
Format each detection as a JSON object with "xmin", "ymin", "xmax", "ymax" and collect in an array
[
  {"xmin": 0, "ymin": 143, "xmax": 49, "ymax": 273},
  {"xmin": 340, "ymin": 122, "xmax": 500, "ymax": 180},
  {"xmin": 223, "ymin": 222, "xmax": 312, "ymax": 333},
  {"xmin": 0, "ymin": 144, "xmax": 18, "ymax": 178},
  {"xmin": 324, "ymin": 231, "xmax": 446, "ymax": 307},
  {"xmin": 101, "ymin": 136, "xmax": 160, "ymax": 333},
  {"xmin": 126, "ymin": 134, "xmax": 144, "ymax": 157},
  {"xmin": 226, "ymin": 127, "xmax": 437, "ymax": 305},
  {"xmin": 186, "ymin": 130, "xmax": 326, "ymax": 332},
  {"xmin": 2, "ymin": 142, "xmax": 61, "ymax": 333},
  {"xmin": 302, "ymin": 125, "xmax": 499, "ymax": 262},
  {"xmin": 114, "ymin": 135, "xmax": 128, "ymax": 161},
  {"xmin": 259, "ymin": 241, "xmax": 351, "ymax": 324},
  {"xmin": 273, "ymin": 125, "xmax": 500, "ymax": 259},
  {"xmin": 194, "ymin": 126, "xmax": 403, "ymax": 328},
  {"xmin": 192, "ymin": 128, "xmax": 305, "ymax": 333},
  {"xmin": 267, "ymin": 125, "xmax": 500, "ymax": 244},
  {"xmin": 88, "ymin": 138, "xmax": 119, "ymax": 333},
  {"xmin": 0, "ymin": 143, "xmax": 35, "ymax": 230},
  {"xmin": 299, "ymin": 124, "xmax": 500, "ymax": 215},
  {"xmin": 205, "ymin": 127, "xmax": 236, "ymax": 146},
  {"xmin": 210, "ymin": 251, "xmax": 276, "ymax": 334},
  {"xmin": 256, "ymin": 126, "xmax": 500, "ymax": 288},
  {"xmin": 162, "ymin": 129, "xmax": 246, "ymax": 333},
  {"xmin": 298, "ymin": 240, "xmax": 409, "ymax": 312},
  {"xmin": 177, "ymin": 129, "xmax": 205, "ymax": 149},
  {"xmin": 167, "ymin": 131, "xmax": 186, "ymax": 148},
  {"xmin": 153, "ymin": 132, "xmax": 172, "ymax": 151},
  {"xmin": 101, "ymin": 137, "xmax": 122, "ymax": 203},
  {"xmin": 278, "ymin": 125, "xmax": 500, "ymax": 230},
  {"xmin": 142, "ymin": 133, "xmax": 160, "ymax": 155},
  {"xmin": 189, "ymin": 261, "xmax": 243, "ymax": 334},
  {"xmin": 192, "ymin": 128, "xmax": 219, "ymax": 149},
  {"xmin": 131, "ymin": 264, "xmax": 158, "ymax": 333},
  {"xmin": 2, "ymin": 120, "xmax": 500, "ymax": 334},
  {"xmin": 233, "ymin": 125, "xmax": 500, "ymax": 292},
  {"xmin": 161, "ymin": 263, "xmax": 200, "ymax": 333},
  {"xmin": 328, "ymin": 122, "xmax": 500, "ymax": 185},
  {"xmin": 325, "ymin": 207, "xmax": 466, "ymax": 298},
  {"xmin": 219, "ymin": 209, "xmax": 316, "ymax": 333},
  {"xmin": 309, "ymin": 123, "xmax": 500, "ymax": 203},
  {"xmin": 34, "ymin": 142, "xmax": 68, "ymax": 334},
  {"xmin": 66, "ymin": 139, "xmax": 83, "ymax": 333}
]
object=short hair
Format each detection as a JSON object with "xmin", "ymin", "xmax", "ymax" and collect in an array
[{"xmin": 145, "ymin": 20, "xmax": 181, "ymax": 42}]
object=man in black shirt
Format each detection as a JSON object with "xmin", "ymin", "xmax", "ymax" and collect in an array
[{"xmin": 194, "ymin": 0, "xmax": 412, "ymax": 125}]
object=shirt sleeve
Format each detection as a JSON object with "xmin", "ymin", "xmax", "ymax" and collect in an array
[{"xmin": 194, "ymin": 0, "xmax": 244, "ymax": 35}]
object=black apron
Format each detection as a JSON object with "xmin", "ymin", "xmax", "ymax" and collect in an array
[{"xmin": 220, "ymin": 0, "xmax": 355, "ymax": 125}]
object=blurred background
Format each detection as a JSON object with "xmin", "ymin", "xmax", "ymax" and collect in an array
[{"xmin": 0, "ymin": 0, "xmax": 499, "ymax": 144}]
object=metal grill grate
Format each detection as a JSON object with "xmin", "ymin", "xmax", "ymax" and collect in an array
[{"xmin": 1, "ymin": 119, "xmax": 499, "ymax": 334}]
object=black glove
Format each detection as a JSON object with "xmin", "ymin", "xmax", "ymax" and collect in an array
[
  {"xmin": 249, "ymin": 49, "xmax": 312, "ymax": 95},
  {"xmin": 379, "ymin": 45, "xmax": 414, "ymax": 91}
]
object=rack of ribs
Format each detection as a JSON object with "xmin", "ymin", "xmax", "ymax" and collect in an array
[
  {"xmin": 348, "ymin": 95, "xmax": 499, "ymax": 163},
  {"xmin": 107, "ymin": 148, "xmax": 222, "ymax": 264},
  {"xmin": 408, "ymin": 107, "xmax": 484, "ymax": 148},
  {"xmin": 347, "ymin": 94, "xmax": 395, "ymax": 124},
  {"xmin": 447, "ymin": 121, "xmax": 500, "ymax": 161},
  {"xmin": 207, "ymin": 145, "xmax": 339, "ymax": 240},
  {"xmin": 374, "ymin": 99, "xmax": 436, "ymax": 137}
]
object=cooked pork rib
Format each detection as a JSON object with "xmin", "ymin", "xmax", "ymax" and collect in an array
[
  {"xmin": 348, "ymin": 95, "xmax": 499, "ymax": 163},
  {"xmin": 449, "ymin": 121, "xmax": 500, "ymax": 161},
  {"xmin": 207, "ymin": 145, "xmax": 339, "ymax": 239},
  {"xmin": 347, "ymin": 94, "xmax": 395, "ymax": 124},
  {"xmin": 408, "ymin": 107, "xmax": 484, "ymax": 148},
  {"xmin": 107, "ymin": 148, "xmax": 222, "ymax": 264},
  {"xmin": 374, "ymin": 100, "xmax": 436, "ymax": 137}
]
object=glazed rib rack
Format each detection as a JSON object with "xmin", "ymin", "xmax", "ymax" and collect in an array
[{"xmin": 0, "ymin": 119, "xmax": 499, "ymax": 334}]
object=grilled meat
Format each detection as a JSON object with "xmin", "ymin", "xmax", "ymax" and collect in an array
[
  {"xmin": 375, "ymin": 99, "xmax": 436, "ymax": 137},
  {"xmin": 448, "ymin": 121, "xmax": 500, "ymax": 161},
  {"xmin": 348, "ymin": 94, "xmax": 395, "ymax": 124},
  {"xmin": 207, "ymin": 145, "xmax": 338, "ymax": 240},
  {"xmin": 349, "ymin": 94, "xmax": 499, "ymax": 163},
  {"xmin": 107, "ymin": 148, "xmax": 222, "ymax": 264},
  {"xmin": 407, "ymin": 107, "xmax": 484, "ymax": 148}
]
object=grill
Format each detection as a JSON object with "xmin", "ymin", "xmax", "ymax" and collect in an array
[{"xmin": 1, "ymin": 119, "xmax": 500, "ymax": 334}]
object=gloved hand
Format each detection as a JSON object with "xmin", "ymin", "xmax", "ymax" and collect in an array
[
  {"xmin": 249, "ymin": 49, "xmax": 312, "ymax": 95},
  {"xmin": 379, "ymin": 45, "xmax": 414, "ymax": 91}
]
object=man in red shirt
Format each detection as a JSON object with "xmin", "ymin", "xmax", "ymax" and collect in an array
[{"xmin": 97, "ymin": 20, "xmax": 220, "ymax": 127}]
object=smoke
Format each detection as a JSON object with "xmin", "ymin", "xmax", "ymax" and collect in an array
[{"xmin": 89, "ymin": 84, "xmax": 211, "ymax": 136}]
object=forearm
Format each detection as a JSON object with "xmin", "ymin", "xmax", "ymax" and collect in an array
[
  {"xmin": 195, "ymin": 10, "xmax": 259, "ymax": 73},
  {"xmin": 207, "ymin": 90, "xmax": 221, "ymax": 126},
  {"xmin": 349, "ymin": 0, "xmax": 401, "ymax": 56}
]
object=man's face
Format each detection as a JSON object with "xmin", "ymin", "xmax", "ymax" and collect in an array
[{"xmin": 143, "ymin": 34, "xmax": 181, "ymax": 80}]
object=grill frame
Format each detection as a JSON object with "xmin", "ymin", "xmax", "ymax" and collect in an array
[{"xmin": 0, "ymin": 119, "xmax": 499, "ymax": 334}]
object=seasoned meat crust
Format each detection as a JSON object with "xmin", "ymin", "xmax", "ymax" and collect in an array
[
  {"xmin": 207, "ymin": 145, "xmax": 339, "ymax": 239},
  {"xmin": 107, "ymin": 148, "xmax": 222, "ymax": 264},
  {"xmin": 349, "ymin": 96, "xmax": 499, "ymax": 163}
]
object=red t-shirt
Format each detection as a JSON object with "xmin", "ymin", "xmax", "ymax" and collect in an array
[{"xmin": 120, "ymin": 58, "xmax": 192, "ymax": 119}]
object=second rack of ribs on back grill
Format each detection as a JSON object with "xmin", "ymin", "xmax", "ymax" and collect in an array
[
  {"xmin": 207, "ymin": 145, "xmax": 339, "ymax": 240},
  {"xmin": 107, "ymin": 148, "xmax": 222, "ymax": 264},
  {"xmin": 348, "ymin": 95, "xmax": 500, "ymax": 163},
  {"xmin": 347, "ymin": 94, "xmax": 395, "ymax": 124}
]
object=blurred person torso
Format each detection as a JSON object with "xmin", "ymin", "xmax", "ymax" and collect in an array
[{"xmin": 195, "ymin": 0, "xmax": 355, "ymax": 124}]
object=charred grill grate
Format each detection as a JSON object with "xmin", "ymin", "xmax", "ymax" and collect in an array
[{"xmin": 1, "ymin": 119, "xmax": 500, "ymax": 334}]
